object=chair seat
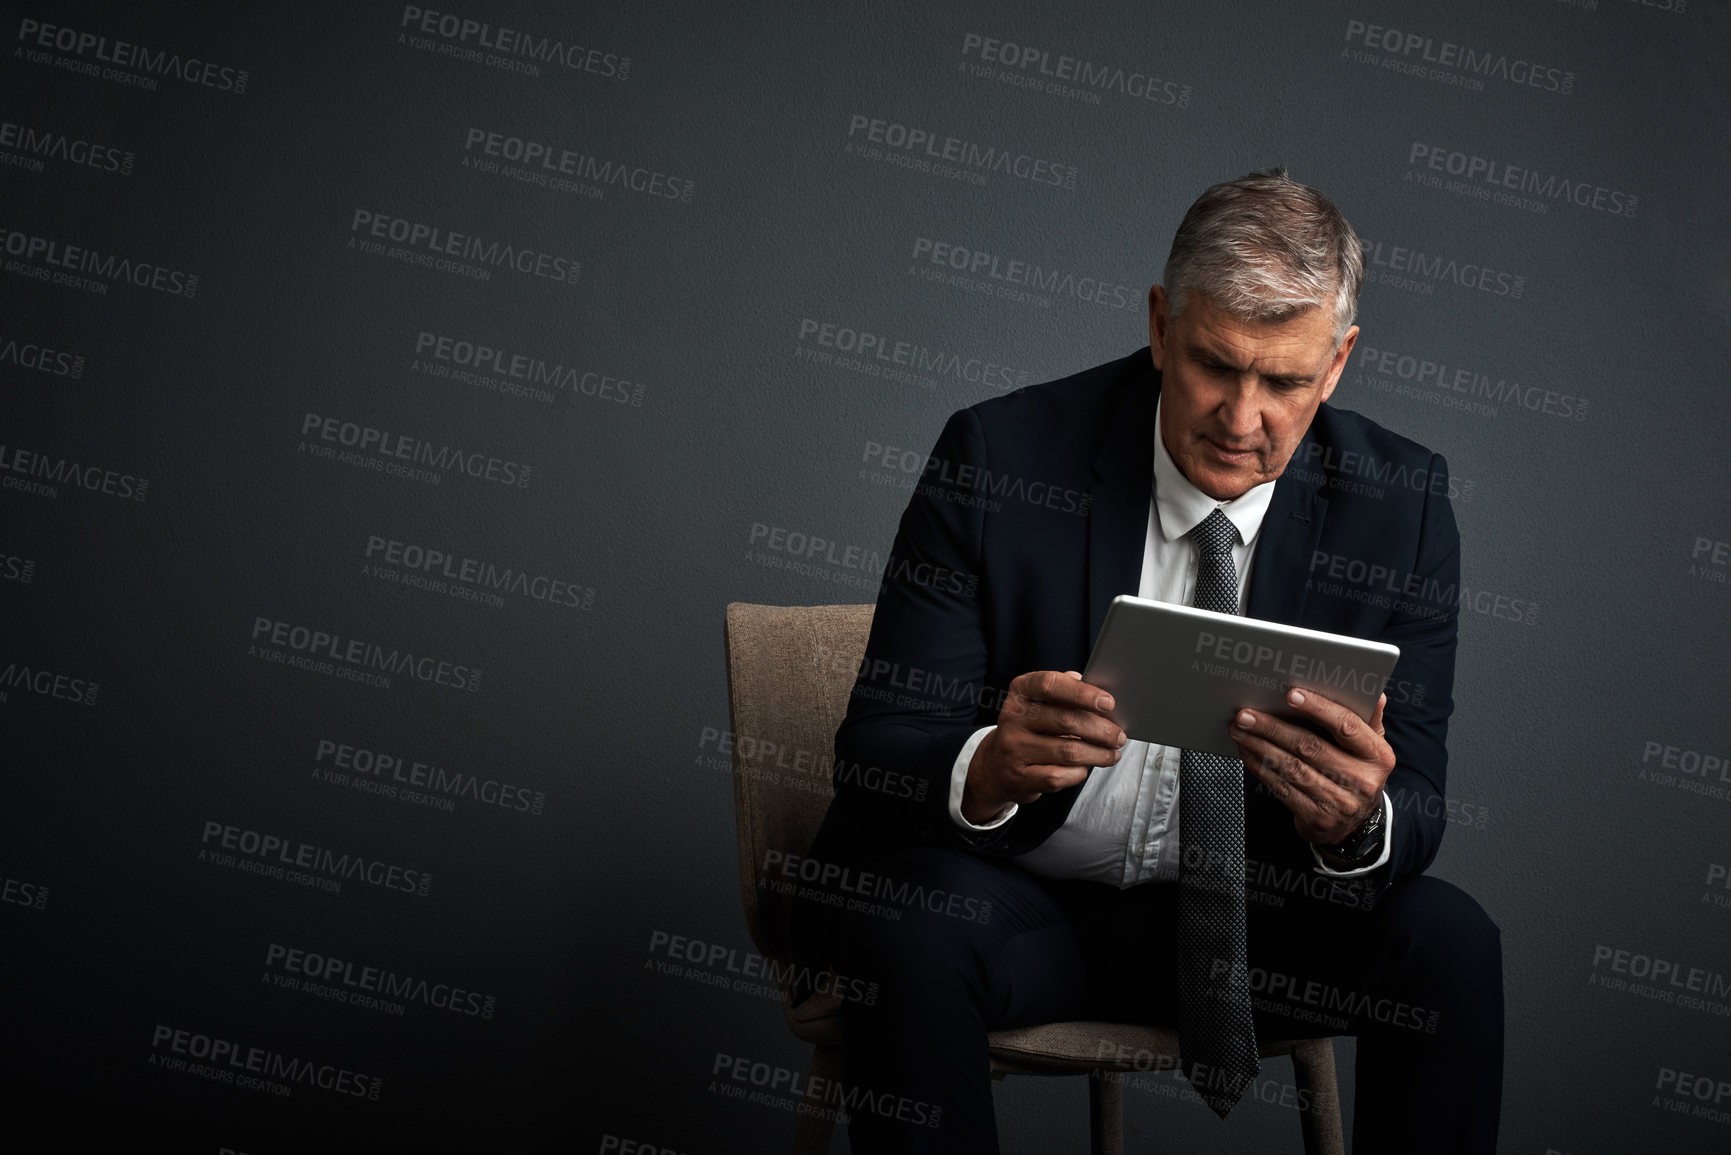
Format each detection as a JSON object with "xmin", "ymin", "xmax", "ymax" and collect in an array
[{"xmin": 788, "ymin": 991, "xmax": 1326, "ymax": 1072}]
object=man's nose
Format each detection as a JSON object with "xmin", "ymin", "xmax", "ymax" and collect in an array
[{"xmin": 1218, "ymin": 382, "xmax": 1262, "ymax": 441}]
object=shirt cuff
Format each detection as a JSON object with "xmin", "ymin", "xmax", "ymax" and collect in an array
[
  {"xmin": 1310, "ymin": 791, "xmax": 1393, "ymax": 877},
  {"xmin": 948, "ymin": 726, "xmax": 1017, "ymax": 831}
]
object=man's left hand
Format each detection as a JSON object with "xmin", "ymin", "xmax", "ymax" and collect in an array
[{"xmin": 1229, "ymin": 688, "xmax": 1394, "ymax": 845}]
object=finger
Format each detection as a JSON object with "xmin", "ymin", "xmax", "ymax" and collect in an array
[
  {"xmin": 1230, "ymin": 731, "xmax": 1334, "ymax": 822},
  {"xmin": 999, "ymin": 676, "xmax": 1058, "ymax": 724},
  {"xmin": 1022, "ymin": 704, "xmax": 1126, "ymax": 748},
  {"xmin": 1233, "ymin": 719, "xmax": 1382, "ymax": 831},
  {"xmin": 1019, "ymin": 670, "xmax": 1116, "ymax": 717},
  {"xmin": 1232, "ymin": 707, "xmax": 1356, "ymax": 789},
  {"xmin": 1013, "ymin": 732, "xmax": 1123, "ymax": 771},
  {"xmin": 1369, "ymin": 693, "xmax": 1387, "ymax": 736},
  {"xmin": 1231, "ymin": 730, "xmax": 1357, "ymax": 827},
  {"xmin": 1019, "ymin": 764, "xmax": 1092, "ymax": 794},
  {"xmin": 1280, "ymin": 687, "xmax": 1385, "ymax": 759}
]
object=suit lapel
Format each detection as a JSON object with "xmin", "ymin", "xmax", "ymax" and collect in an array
[
  {"xmin": 1085, "ymin": 366, "xmax": 1158, "ymax": 650},
  {"xmin": 1246, "ymin": 430, "xmax": 1329, "ymax": 627}
]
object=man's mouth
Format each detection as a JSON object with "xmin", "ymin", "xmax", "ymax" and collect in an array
[{"xmin": 1201, "ymin": 437, "xmax": 1259, "ymax": 465}]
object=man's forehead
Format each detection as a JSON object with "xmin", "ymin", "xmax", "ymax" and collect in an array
[{"xmin": 1181, "ymin": 303, "xmax": 1338, "ymax": 374}]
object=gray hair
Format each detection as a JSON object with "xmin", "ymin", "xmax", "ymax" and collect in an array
[{"xmin": 1162, "ymin": 168, "xmax": 1364, "ymax": 342}]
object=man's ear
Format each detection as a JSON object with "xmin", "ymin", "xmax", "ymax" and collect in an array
[
  {"xmin": 1319, "ymin": 325, "xmax": 1359, "ymax": 404},
  {"xmin": 1149, "ymin": 285, "xmax": 1169, "ymax": 371}
]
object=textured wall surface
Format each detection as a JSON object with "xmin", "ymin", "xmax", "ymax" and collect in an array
[{"xmin": 4, "ymin": 1, "xmax": 1728, "ymax": 1151}]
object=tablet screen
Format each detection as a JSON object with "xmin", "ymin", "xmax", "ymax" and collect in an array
[{"xmin": 1081, "ymin": 595, "xmax": 1401, "ymax": 758}]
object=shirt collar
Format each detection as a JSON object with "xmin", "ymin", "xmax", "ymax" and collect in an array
[{"xmin": 1152, "ymin": 394, "xmax": 1278, "ymax": 548}]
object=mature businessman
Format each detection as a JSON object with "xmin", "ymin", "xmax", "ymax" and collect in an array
[{"xmin": 795, "ymin": 170, "xmax": 1502, "ymax": 1153}]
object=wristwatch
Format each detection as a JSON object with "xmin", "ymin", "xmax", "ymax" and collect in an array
[{"xmin": 1320, "ymin": 794, "xmax": 1387, "ymax": 864}]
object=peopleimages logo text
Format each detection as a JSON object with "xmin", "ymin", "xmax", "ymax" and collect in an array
[
  {"xmin": 0, "ymin": 227, "xmax": 197, "ymax": 296},
  {"xmin": 315, "ymin": 737, "xmax": 547, "ymax": 816},
  {"xmin": 0, "ymin": 443, "xmax": 147, "ymax": 501},
  {"xmin": 300, "ymin": 412, "xmax": 530, "ymax": 488},
  {"xmin": 1407, "ymin": 143, "xmax": 1635, "ymax": 217},
  {"xmin": 846, "ymin": 114, "xmax": 1077, "ymax": 189},
  {"xmin": 0, "ymin": 334, "xmax": 85, "ymax": 377},
  {"xmin": 797, "ymin": 318, "xmax": 1029, "ymax": 393},
  {"xmin": 0, "ymin": 659, "xmax": 98, "ymax": 705},
  {"xmin": 265, "ymin": 943, "xmax": 497, "ymax": 1018},
  {"xmin": 250, "ymin": 616, "xmax": 482, "ymax": 692},
  {"xmin": 201, "ymin": 820, "xmax": 433, "ymax": 897},
  {"xmin": 910, "ymin": 237, "xmax": 1137, "ymax": 309},
  {"xmin": 399, "ymin": 6, "xmax": 630, "ymax": 78},
  {"xmin": 16, "ymin": 18, "xmax": 249, "ymax": 92},
  {"xmin": 150, "ymin": 1025, "xmax": 379, "ymax": 1100},
  {"xmin": 463, "ymin": 128, "xmax": 692, "ymax": 200},
  {"xmin": 1359, "ymin": 237, "xmax": 1524, "ymax": 298},
  {"xmin": 1342, "ymin": 18, "xmax": 1573, "ymax": 94},
  {"xmin": 413, "ymin": 331, "xmax": 643, "ymax": 405},
  {"xmin": 350, "ymin": 210, "xmax": 579, "ymax": 284},
  {"xmin": 0, "ymin": 121, "xmax": 133, "ymax": 174},
  {"xmin": 959, "ymin": 32, "xmax": 1191, "ymax": 107}
]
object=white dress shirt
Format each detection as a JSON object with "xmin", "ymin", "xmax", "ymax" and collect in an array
[{"xmin": 945, "ymin": 396, "xmax": 1392, "ymax": 886}]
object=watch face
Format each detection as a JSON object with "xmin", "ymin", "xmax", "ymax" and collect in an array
[
  {"xmin": 1339, "ymin": 834, "xmax": 1378, "ymax": 860},
  {"xmin": 1350, "ymin": 806, "xmax": 1383, "ymax": 842},
  {"xmin": 1333, "ymin": 822, "xmax": 1381, "ymax": 860},
  {"xmin": 1326, "ymin": 802, "xmax": 1385, "ymax": 862}
]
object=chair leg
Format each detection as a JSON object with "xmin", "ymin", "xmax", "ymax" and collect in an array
[
  {"xmin": 791, "ymin": 1044, "xmax": 843, "ymax": 1155},
  {"xmin": 1088, "ymin": 1070, "xmax": 1125, "ymax": 1155},
  {"xmin": 1289, "ymin": 1037, "xmax": 1346, "ymax": 1155}
]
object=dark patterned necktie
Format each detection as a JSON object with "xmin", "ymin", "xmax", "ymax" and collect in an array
[{"xmin": 1177, "ymin": 508, "xmax": 1260, "ymax": 1118}]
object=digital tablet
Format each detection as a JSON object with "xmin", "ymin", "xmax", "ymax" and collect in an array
[{"xmin": 1081, "ymin": 594, "xmax": 1401, "ymax": 758}]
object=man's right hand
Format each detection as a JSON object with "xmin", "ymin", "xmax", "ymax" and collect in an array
[{"xmin": 961, "ymin": 670, "xmax": 1127, "ymax": 825}]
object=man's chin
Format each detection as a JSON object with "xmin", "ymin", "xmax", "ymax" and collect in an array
[{"xmin": 1190, "ymin": 462, "xmax": 1264, "ymax": 502}]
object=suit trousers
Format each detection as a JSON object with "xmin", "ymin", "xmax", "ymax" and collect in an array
[{"xmin": 821, "ymin": 845, "xmax": 1503, "ymax": 1154}]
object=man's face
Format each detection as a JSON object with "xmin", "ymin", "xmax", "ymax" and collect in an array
[{"xmin": 1148, "ymin": 285, "xmax": 1358, "ymax": 501}]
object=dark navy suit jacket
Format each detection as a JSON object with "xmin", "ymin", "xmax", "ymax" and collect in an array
[{"xmin": 807, "ymin": 347, "xmax": 1461, "ymax": 915}]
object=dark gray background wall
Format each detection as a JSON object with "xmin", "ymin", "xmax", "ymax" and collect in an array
[{"xmin": 3, "ymin": 1, "xmax": 1728, "ymax": 1151}]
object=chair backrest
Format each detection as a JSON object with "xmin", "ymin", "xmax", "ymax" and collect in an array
[{"xmin": 723, "ymin": 602, "xmax": 874, "ymax": 971}]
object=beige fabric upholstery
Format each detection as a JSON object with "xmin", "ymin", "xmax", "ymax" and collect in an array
[
  {"xmin": 723, "ymin": 602, "xmax": 873, "ymax": 978},
  {"xmin": 723, "ymin": 602, "xmax": 1344, "ymax": 1154}
]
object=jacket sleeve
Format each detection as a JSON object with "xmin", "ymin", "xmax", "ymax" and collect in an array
[
  {"xmin": 1377, "ymin": 451, "xmax": 1461, "ymax": 881},
  {"xmin": 831, "ymin": 406, "xmax": 1013, "ymax": 851}
]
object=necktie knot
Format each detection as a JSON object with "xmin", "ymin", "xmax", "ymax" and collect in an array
[
  {"xmin": 1187, "ymin": 508, "xmax": 1240, "ymax": 618},
  {"xmin": 1188, "ymin": 507, "xmax": 1237, "ymax": 559}
]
